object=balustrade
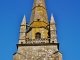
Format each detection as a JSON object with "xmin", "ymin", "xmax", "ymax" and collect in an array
[{"xmin": 26, "ymin": 38, "xmax": 50, "ymax": 44}]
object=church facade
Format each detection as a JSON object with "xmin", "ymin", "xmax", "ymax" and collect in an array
[{"xmin": 13, "ymin": 0, "xmax": 62, "ymax": 60}]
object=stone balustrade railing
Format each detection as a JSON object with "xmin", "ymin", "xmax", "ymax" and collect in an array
[{"xmin": 26, "ymin": 38, "xmax": 50, "ymax": 44}]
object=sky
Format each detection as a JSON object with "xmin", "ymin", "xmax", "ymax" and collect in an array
[{"xmin": 0, "ymin": 0, "xmax": 80, "ymax": 60}]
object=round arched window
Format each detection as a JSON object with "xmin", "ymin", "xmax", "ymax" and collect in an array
[{"xmin": 36, "ymin": 32, "xmax": 41, "ymax": 39}]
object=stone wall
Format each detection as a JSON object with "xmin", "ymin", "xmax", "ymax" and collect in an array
[{"xmin": 13, "ymin": 45, "xmax": 62, "ymax": 60}]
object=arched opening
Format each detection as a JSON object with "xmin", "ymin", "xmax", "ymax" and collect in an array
[{"xmin": 35, "ymin": 32, "xmax": 41, "ymax": 39}]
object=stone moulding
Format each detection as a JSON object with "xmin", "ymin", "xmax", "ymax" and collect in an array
[{"xmin": 16, "ymin": 43, "xmax": 59, "ymax": 50}]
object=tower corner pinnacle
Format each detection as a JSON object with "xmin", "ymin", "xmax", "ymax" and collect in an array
[
  {"xmin": 21, "ymin": 15, "xmax": 26, "ymax": 25},
  {"xmin": 50, "ymin": 13, "xmax": 55, "ymax": 24}
]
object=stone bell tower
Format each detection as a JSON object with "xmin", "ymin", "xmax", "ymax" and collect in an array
[{"xmin": 13, "ymin": 0, "xmax": 62, "ymax": 60}]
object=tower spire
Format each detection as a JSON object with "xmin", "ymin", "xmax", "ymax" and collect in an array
[
  {"xmin": 30, "ymin": 0, "xmax": 48, "ymax": 26},
  {"xmin": 32, "ymin": 0, "xmax": 46, "ymax": 9},
  {"xmin": 21, "ymin": 15, "xmax": 26, "ymax": 25},
  {"xmin": 50, "ymin": 14, "xmax": 55, "ymax": 24}
]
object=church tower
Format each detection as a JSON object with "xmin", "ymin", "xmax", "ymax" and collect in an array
[{"xmin": 13, "ymin": 0, "xmax": 62, "ymax": 60}]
